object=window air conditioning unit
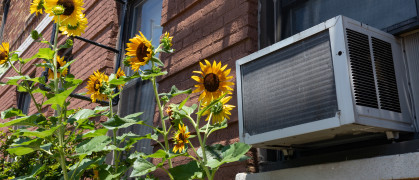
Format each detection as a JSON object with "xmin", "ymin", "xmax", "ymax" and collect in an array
[{"xmin": 236, "ymin": 16, "xmax": 414, "ymax": 149}]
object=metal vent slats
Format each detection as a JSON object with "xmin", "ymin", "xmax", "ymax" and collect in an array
[
  {"xmin": 372, "ymin": 37, "xmax": 401, "ymax": 112},
  {"xmin": 346, "ymin": 29, "xmax": 379, "ymax": 108},
  {"xmin": 241, "ymin": 31, "xmax": 338, "ymax": 135}
]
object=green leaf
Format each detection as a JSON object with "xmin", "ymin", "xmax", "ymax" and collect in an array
[
  {"xmin": 159, "ymin": 85, "xmax": 192, "ymax": 99},
  {"xmin": 145, "ymin": 149, "xmax": 167, "ymax": 159},
  {"xmin": 6, "ymin": 75, "xmax": 30, "ymax": 86},
  {"xmin": 98, "ymin": 165, "xmax": 125, "ymax": 180},
  {"xmin": 59, "ymin": 59, "xmax": 76, "ymax": 73},
  {"xmin": 82, "ymin": 129, "xmax": 108, "ymax": 138},
  {"xmin": 178, "ymin": 95, "xmax": 190, "ymax": 110},
  {"xmin": 65, "ymin": 157, "xmax": 105, "ymax": 180},
  {"xmin": 151, "ymin": 57, "xmax": 164, "ymax": 67},
  {"xmin": 114, "ymin": 132, "xmax": 157, "ymax": 151},
  {"xmin": 21, "ymin": 54, "xmax": 38, "ymax": 64},
  {"xmin": 168, "ymin": 161, "xmax": 205, "ymax": 180},
  {"xmin": 68, "ymin": 109, "xmax": 95, "ymax": 125},
  {"xmin": 7, "ymin": 146, "xmax": 35, "ymax": 156},
  {"xmin": 181, "ymin": 104, "xmax": 197, "ymax": 116},
  {"xmin": 198, "ymin": 142, "xmax": 251, "ymax": 169},
  {"xmin": 130, "ymin": 158, "xmax": 157, "ymax": 177},
  {"xmin": 102, "ymin": 113, "xmax": 144, "ymax": 130},
  {"xmin": 129, "ymin": 151, "xmax": 146, "ymax": 160},
  {"xmin": 37, "ymin": 48, "xmax": 55, "ymax": 60},
  {"xmin": 29, "ymin": 76, "xmax": 46, "ymax": 85},
  {"xmin": 94, "ymin": 106, "xmax": 109, "ymax": 113},
  {"xmin": 145, "ymin": 149, "xmax": 184, "ymax": 161},
  {"xmin": 10, "ymin": 53, "xmax": 19, "ymax": 62},
  {"xmin": 42, "ymin": 84, "xmax": 78, "ymax": 106},
  {"xmin": 75, "ymin": 135, "xmax": 112, "ymax": 156},
  {"xmin": 141, "ymin": 71, "xmax": 167, "ymax": 80},
  {"xmin": 1, "ymin": 107, "xmax": 25, "ymax": 119},
  {"xmin": 0, "ymin": 114, "xmax": 44, "ymax": 127},
  {"xmin": 8, "ymin": 138, "xmax": 43, "ymax": 155},
  {"xmin": 19, "ymin": 126, "xmax": 60, "ymax": 138}
]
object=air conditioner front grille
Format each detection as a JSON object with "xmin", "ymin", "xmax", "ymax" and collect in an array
[
  {"xmin": 372, "ymin": 37, "xmax": 401, "ymax": 112},
  {"xmin": 346, "ymin": 29, "xmax": 379, "ymax": 108},
  {"xmin": 241, "ymin": 31, "xmax": 338, "ymax": 136}
]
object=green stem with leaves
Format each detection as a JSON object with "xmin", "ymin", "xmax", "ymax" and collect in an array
[
  {"xmin": 51, "ymin": 16, "xmax": 69, "ymax": 180},
  {"xmin": 186, "ymin": 115, "xmax": 212, "ymax": 180},
  {"xmin": 150, "ymin": 62, "xmax": 173, "ymax": 168}
]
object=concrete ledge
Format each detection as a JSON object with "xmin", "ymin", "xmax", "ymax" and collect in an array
[{"xmin": 236, "ymin": 152, "xmax": 419, "ymax": 180}]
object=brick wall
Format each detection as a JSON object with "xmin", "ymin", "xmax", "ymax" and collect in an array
[
  {"xmin": 0, "ymin": 0, "xmax": 260, "ymax": 179},
  {"xmin": 0, "ymin": 0, "xmax": 119, "ymax": 126},
  {"xmin": 154, "ymin": 0, "xmax": 259, "ymax": 179}
]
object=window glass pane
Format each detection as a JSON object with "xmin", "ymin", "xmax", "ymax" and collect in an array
[
  {"xmin": 282, "ymin": 0, "xmax": 417, "ymax": 38},
  {"xmin": 126, "ymin": 0, "xmax": 163, "ymax": 75}
]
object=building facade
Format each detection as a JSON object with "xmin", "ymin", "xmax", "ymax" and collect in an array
[
  {"xmin": 0, "ymin": 0, "xmax": 258, "ymax": 179},
  {"xmin": 2, "ymin": 0, "xmax": 419, "ymax": 179}
]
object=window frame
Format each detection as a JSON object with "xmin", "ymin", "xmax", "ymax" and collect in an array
[{"xmin": 259, "ymin": 0, "xmax": 419, "ymax": 48}]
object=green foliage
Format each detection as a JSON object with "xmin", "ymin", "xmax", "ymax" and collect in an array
[
  {"xmin": 198, "ymin": 142, "xmax": 251, "ymax": 169},
  {"xmin": 0, "ymin": 16, "xmax": 252, "ymax": 180},
  {"xmin": 102, "ymin": 112, "xmax": 144, "ymax": 130},
  {"xmin": 130, "ymin": 158, "xmax": 157, "ymax": 177},
  {"xmin": 168, "ymin": 161, "xmax": 205, "ymax": 180},
  {"xmin": 75, "ymin": 136, "xmax": 111, "ymax": 156}
]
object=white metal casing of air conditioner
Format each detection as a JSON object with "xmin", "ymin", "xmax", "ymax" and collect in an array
[{"xmin": 236, "ymin": 16, "xmax": 414, "ymax": 149}]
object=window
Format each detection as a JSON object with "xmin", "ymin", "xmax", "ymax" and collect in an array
[
  {"xmin": 17, "ymin": 91, "xmax": 31, "ymax": 115},
  {"xmin": 260, "ymin": 0, "xmax": 419, "ymax": 48},
  {"xmin": 16, "ymin": 90, "xmax": 31, "ymax": 129},
  {"xmin": 118, "ymin": 0, "xmax": 163, "ymax": 155}
]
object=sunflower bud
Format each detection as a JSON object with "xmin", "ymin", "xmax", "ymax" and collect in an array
[
  {"xmin": 65, "ymin": 39, "xmax": 73, "ymax": 47},
  {"xmin": 210, "ymin": 102, "xmax": 223, "ymax": 115},
  {"xmin": 31, "ymin": 30, "xmax": 41, "ymax": 41},
  {"xmin": 52, "ymin": 5, "xmax": 65, "ymax": 15},
  {"xmin": 161, "ymin": 32, "xmax": 173, "ymax": 52},
  {"xmin": 161, "ymin": 95, "xmax": 169, "ymax": 104}
]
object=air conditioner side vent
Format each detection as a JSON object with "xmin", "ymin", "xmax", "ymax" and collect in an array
[
  {"xmin": 372, "ymin": 37, "xmax": 401, "ymax": 112},
  {"xmin": 346, "ymin": 28, "xmax": 379, "ymax": 108}
]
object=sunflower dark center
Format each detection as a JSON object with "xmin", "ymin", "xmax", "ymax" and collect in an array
[
  {"xmin": 179, "ymin": 133, "xmax": 187, "ymax": 142},
  {"xmin": 57, "ymin": 0, "xmax": 75, "ymax": 15},
  {"xmin": 136, "ymin": 43, "xmax": 148, "ymax": 62},
  {"xmin": 203, "ymin": 73, "xmax": 220, "ymax": 92},
  {"xmin": 93, "ymin": 79, "xmax": 100, "ymax": 91},
  {"xmin": 0, "ymin": 52, "xmax": 7, "ymax": 60}
]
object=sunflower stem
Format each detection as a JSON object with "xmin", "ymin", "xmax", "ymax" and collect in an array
[
  {"xmin": 186, "ymin": 114, "xmax": 212, "ymax": 180},
  {"xmin": 113, "ymin": 128, "xmax": 119, "ymax": 174},
  {"xmin": 195, "ymin": 124, "xmax": 212, "ymax": 180},
  {"xmin": 203, "ymin": 113, "xmax": 212, "ymax": 146},
  {"xmin": 150, "ymin": 63, "xmax": 172, "ymax": 168},
  {"xmin": 52, "ymin": 16, "xmax": 69, "ymax": 180}
]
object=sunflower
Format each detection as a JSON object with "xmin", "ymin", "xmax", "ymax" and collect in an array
[
  {"xmin": 0, "ymin": 42, "xmax": 10, "ymax": 66},
  {"xmin": 125, "ymin": 32, "xmax": 153, "ymax": 71},
  {"xmin": 191, "ymin": 60, "xmax": 234, "ymax": 103},
  {"xmin": 59, "ymin": 13, "xmax": 87, "ymax": 36},
  {"xmin": 161, "ymin": 32, "xmax": 173, "ymax": 50},
  {"xmin": 173, "ymin": 124, "xmax": 190, "ymax": 153},
  {"xmin": 115, "ymin": 67, "xmax": 126, "ymax": 89},
  {"xmin": 30, "ymin": 0, "xmax": 45, "ymax": 15},
  {"xmin": 44, "ymin": 0, "xmax": 84, "ymax": 26},
  {"xmin": 86, "ymin": 70, "xmax": 109, "ymax": 103},
  {"xmin": 47, "ymin": 56, "xmax": 68, "ymax": 79},
  {"xmin": 202, "ymin": 96, "xmax": 235, "ymax": 124}
]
